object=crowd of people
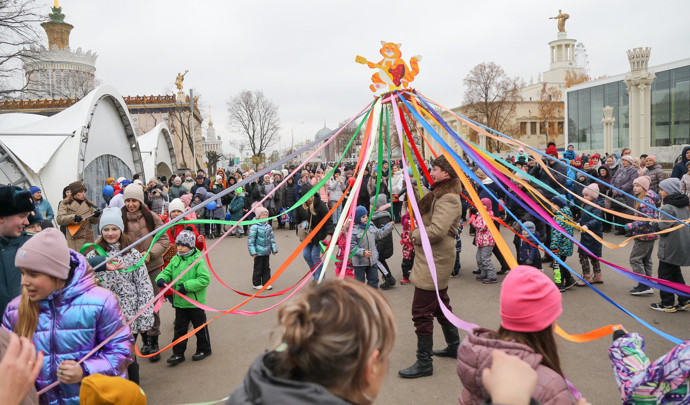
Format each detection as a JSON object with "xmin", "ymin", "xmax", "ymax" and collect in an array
[{"xmin": 0, "ymin": 140, "xmax": 689, "ymax": 404}]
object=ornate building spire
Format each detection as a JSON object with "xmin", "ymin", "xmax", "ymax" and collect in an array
[{"xmin": 42, "ymin": 1, "xmax": 73, "ymax": 50}]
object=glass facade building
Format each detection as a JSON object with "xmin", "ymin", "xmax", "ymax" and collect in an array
[
  {"xmin": 567, "ymin": 80, "xmax": 629, "ymax": 150},
  {"xmin": 566, "ymin": 61, "xmax": 690, "ymax": 150},
  {"xmin": 651, "ymin": 65, "xmax": 690, "ymax": 146}
]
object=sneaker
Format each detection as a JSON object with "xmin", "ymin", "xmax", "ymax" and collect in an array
[
  {"xmin": 496, "ymin": 268, "xmax": 509, "ymax": 275},
  {"xmin": 166, "ymin": 354, "xmax": 185, "ymax": 365},
  {"xmin": 559, "ymin": 278, "xmax": 578, "ymax": 292},
  {"xmin": 677, "ymin": 301, "xmax": 690, "ymax": 311},
  {"xmin": 400, "ymin": 278, "xmax": 411, "ymax": 284},
  {"xmin": 472, "ymin": 269, "xmax": 481, "ymax": 275},
  {"xmin": 450, "ymin": 272, "xmax": 460, "ymax": 278},
  {"xmin": 650, "ymin": 302, "xmax": 677, "ymax": 313},
  {"xmin": 265, "ymin": 285, "xmax": 273, "ymax": 290},
  {"xmin": 482, "ymin": 278, "xmax": 498, "ymax": 284},
  {"xmin": 475, "ymin": 275, "xmax": 487, "ymax": 281},
  {"xmin": 630, "ymin": 286, "xmax": 654, "ymax": 296},
  {"xmin": 253, "ymin": 285, "xmax": 263, "ymax": 290},
  {"xmin": 192, "ymin": 351, "xmax": 212, "ymax": 361}
]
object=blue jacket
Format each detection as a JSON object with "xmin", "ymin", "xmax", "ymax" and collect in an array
[
  {"xmin": 0, "ymin": 232, "xmax": 31, "ymax": 314},
  {"xmin": 519, "ymin": 232, "xmax": 542, "ymax": 268},
  {"xmin": 248, "ymin": 222, "xmax": 278, "ymax": 257},
  {"xmin": 2, "ymin": 251, "xmax": 133, "ymax": 405},
  {"xmin": 578, "ymin": 198, "xmax": 604, "ymax": 257},
  {"xmin": 35, "ymin": 198, "xmax": 54, "ymax": 221}
]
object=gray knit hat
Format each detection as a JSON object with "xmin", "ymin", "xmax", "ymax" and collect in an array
[
  {"xmin": 522, "ymin": 221, "xmax": 536, "ymax": 234},
  {"xmin": 175, "ymin": 228, "xmax": 196, "ymax": 249},
  {"xmin": 659, "ymin": 178, "xmax": 681, "ymax": 195},
  {"xmin": 15, "ymin": 228, "xmax": 70, "ymax": 280}
]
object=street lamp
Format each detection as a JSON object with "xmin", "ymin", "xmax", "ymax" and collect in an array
[{"xmin": 290, "ymin": 121, "xmax": 305, "ymax": 159}]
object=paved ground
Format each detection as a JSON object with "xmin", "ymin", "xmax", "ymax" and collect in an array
[{"xmin": 138, "ymin": 225, "xmax": 688, "ymax": 404}]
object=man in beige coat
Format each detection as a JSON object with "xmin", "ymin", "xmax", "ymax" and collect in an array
[
  {"xmin": 56, "ymin": 181, "xmax": 101, "ymax": 253},
  {"xmin": 399, "ymin": 155, "xmax": 463, "ymax": 379}
]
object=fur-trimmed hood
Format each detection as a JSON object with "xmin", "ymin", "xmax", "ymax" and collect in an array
[{"xmin": 418, "ymin": 178, "xmax": 462, "ymax": 215}]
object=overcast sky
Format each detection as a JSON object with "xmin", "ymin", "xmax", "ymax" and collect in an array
[{"xmin": 48, "ymin": 0, "xmax": 690, "ymax": 154}]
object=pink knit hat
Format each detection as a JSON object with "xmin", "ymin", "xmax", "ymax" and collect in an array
[
  {"xmin": 254, "ymin": 206, "xmax": 269, "ymax": 219},
  {"xmin": 480, "ymin": 198, "xmax": 492, "ymax": 210},
  {"xmin": 500, "ymin": 265, "xmax": 562, "ymax": 332},
  {"xmin": 633, "ymin": 175, "xmax": 651, "ymax": 191},
  {"xmin": 582, "ymin": 183, "xmax": 599, "ymax": 199},
  {"xmin": 15, "ymin": 228, "xmax": 71, "ymax": 280}
]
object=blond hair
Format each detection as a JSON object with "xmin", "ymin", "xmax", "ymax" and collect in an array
[{"xmin": 271, "ymin": 279, "xmax": 396, "ymax": 400}]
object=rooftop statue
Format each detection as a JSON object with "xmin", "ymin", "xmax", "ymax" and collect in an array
[
  {"xmin": 549, "ymin": 9, "xmax": 569, "ymax": 32},
  {"xmin": 175, "ymin": 70, "xmax": 189, "ymax": 91}
]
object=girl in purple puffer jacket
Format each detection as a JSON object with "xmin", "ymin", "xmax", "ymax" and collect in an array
[{"xmin": 2, "ymin": 228, "xmax": 133, "ymax": 405}]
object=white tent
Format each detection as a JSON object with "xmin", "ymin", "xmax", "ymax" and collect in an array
[
  {"xmin": 0, "ymin": 84, "xmax": 144, "ymax": 209},
  {"xmin": 138, "ymin": 122, "xmax": 177, "ymax": 181}
]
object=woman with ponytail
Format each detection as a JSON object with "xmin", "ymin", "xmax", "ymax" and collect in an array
[
  {"xmin": 2, "ymin": 228, "xmax": 132, "ymax": 405},
  {"xmin": 228, "ymin": 278, "xmax": 396, "ymax": 404}
]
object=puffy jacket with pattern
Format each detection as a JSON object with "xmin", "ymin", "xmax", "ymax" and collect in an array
[
  {"xmin": 248, "ymin": 222, "xmax": 278, "ymax": 257},
  {"xmin": 626, "ymin": 190, "xmax": 660, "ymax": 241},
  {"xmin": 2, "ymin": 251, "xmax": 133, "ymax": 405}
]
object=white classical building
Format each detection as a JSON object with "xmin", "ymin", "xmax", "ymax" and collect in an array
[{"xmin": 22, "ymin": 3, "xmax": 97, "ymax": 100}]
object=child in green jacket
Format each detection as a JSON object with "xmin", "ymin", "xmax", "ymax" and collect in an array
[{"xmin": 156, "ymin": 228, "xmax": 212, "ymax": 365}]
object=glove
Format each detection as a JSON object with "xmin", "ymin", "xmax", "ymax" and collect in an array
[
  {"xmin": 177, "ymin": 284, "xmax": 187, "ymax": 295},
  {"xmin": 581, "ymin": 225, "xmax": 588, "ymax": 232},
  {"xmin": 156, "ymin": 279, "xmax": 166, "ymax": 288},
  {"xmin": 93, "ymin": 209, "xmax": 102, "ymax": 218},
  {"xmin": 625, "ymin": 228, "xmax": 633, "ymax": 237},
  {"xmin": 73, "ymin": 215, "xmax": 83, "ymax": 223}
]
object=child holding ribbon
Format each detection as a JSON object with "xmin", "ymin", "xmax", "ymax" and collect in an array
[
  {"xmin": 3, "ymin": 228, "xmax": 133, "ymax": 404},
  {"xmin": 472, "ymin": 198, "xmax": 497, "ymax": 284},
  {"xmin": 625, "ymin": 176, "xmax": 659, "ymax": 296},
  {"xmin": 550, "ymin": 196, "xmax": 578, "ymax": 292},
  {"xmin": 457, "ymin": 265, "xmax": 588, "ymax": 404},
  {"xmin": 576, "ymin": 184, "xmax": 604, "ymax": 286},
  {"xmin": 85, "ymin": 207, "xmax": 155, "ymax": 384},
  {"xmin": 156, "ymin": 229, "xmax": 212, "ymax": 365},
  {"xmin": 247, "ymin": 207, "xmax": 278, "ymax": 290},
  {"xmin": 350, "ymin": 206, "xmax": 394, "ymax": 288}
]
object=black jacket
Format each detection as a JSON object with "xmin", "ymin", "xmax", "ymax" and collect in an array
[{"xmin": 294, "ymin": 186, "xmax": 334, "ymax": 244}]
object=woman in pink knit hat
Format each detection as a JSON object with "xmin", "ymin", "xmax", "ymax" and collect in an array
[{"xmin": 457, "ymin": 265, "xmax": 588, "ymax": 405}]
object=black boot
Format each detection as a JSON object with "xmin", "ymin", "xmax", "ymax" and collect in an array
[
  {"xmin": 127, "ymin": 358, "xmax": 140, "ymax": 385},
  {"xmin": 432, "ymin": 324, "xmax": 460, "ymax": 357},
  {"xmin": 148, "ymin": 335, "xmax": 161, "ymax": 363},
  {"xmin": 398, "ymin": 335, "xmax": 433, "ymax": 378},
  {"xmin": 380, "ymin": 273, "xmax": 396, "ymax": 290},
  {"xmin": 140, "ymin": 334, "xmax": 152, "ymax": 355}
]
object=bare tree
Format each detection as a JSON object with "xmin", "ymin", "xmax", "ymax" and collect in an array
[
  {"xmin": 462, "ymin": 62, "xmax": 522, "ymax": 152},
  {"xmin": 564, "ymin": 70, "xmax": 591, "ymax": 88},
  {"xmin": 205, "ymin": 150, "xmax": 220, "ymax": 174},
  {"xmin": 227, "ymin": 90, "xmax": 280, "ymax": 168},
  {"xmin": 0, "ymin": 0, "xmax": 42, "ymax": 98},
  {"xmin": 537, "ymin": 83, "xmax": 563, "ymax": 145}
]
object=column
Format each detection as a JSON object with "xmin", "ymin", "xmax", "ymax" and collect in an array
[
  {"xmin": 624, "ymin": 47, "xmax": 655, "ymax": 156},
  {"xmin": 602, "ymin": 106, "xmax": 615, "ymax": 153}
]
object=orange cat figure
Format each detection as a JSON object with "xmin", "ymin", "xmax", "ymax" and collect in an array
[{"xmin": 356, "ymin": 41, "xmax": 422, "ymax": 92}]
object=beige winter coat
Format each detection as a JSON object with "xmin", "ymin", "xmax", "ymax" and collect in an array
[
  {"xmin": 55, "ymin": 196, "xmax": 98, "ymax": 252},
  {"xmin": 122, "ymin": 208, "xmax": 170, "ymax": 272},
  {"xmin": 409, "ymin": 178, "xmax": 462, "ymax": 291}
]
